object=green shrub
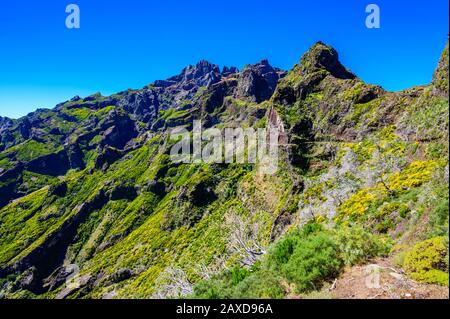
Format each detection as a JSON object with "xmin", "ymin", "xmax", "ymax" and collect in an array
[
  {"xmin": 333, "ymin": 226, "xmax": 391, "ymax": 265},
  {"xmin": 427, "ymin": 193, "xmax": 449, "ymax": 237},
  {"xmin": 404, "ymin": 236, "xmax": 449, "ymax": 286},
  {"xmin": 192, "ymin": 266, "xmax": 253, "ymax": 299},
  {"xmin": 231, "ymin": 266, "xmax": 251, "ymax": 285},
  {"xmin": 266, "ymin": 223, "xmax": 323, "ymax": 271},
  {"xmin": 192, "ymin": 271, "xmax": 236, "ymax": 299},
  {"xmin": 233, "ymin": 270, "xmax": 285, "ymax": 299},
  {"xmin": 192, "ymin": 223, "xmax": 339, "ymax": 298},
  {"xmin": 282, "ymin": 232, "xmax": 342, "ymax": 293},
  {"xmin": 266, "ymin": 232, "xmax": 300, "ymax": 269}
]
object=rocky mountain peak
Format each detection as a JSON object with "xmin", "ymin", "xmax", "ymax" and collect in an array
[
  {"xmin": 236, "ymin": 60, "xmax": 286, "ymax": 103},
  {"xmin": 0, "ymin": 116, "xmax": 13, "ymax": 134},
  {"xmin": 300, "ymin": 41, "xmax": 355, "ymax": 79},
  {"xmin": 222, "ymin": 66, "xmax": 239, "ymax": 77},
  {"xmin": 243, "ymin": 59, "xmax": 274, "ymax": 75},
  {"xmin": 249, "ymin": 59, "xmax": 274, "ymax": 76},
  {"xmin": 170, "ymin": 60, "xmax": 222, "ymax": 87},
  {"xmin": 0, "ymin": 116, "xmax": 8, "ymax": 124}
]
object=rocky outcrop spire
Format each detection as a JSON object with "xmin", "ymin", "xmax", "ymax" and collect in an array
[
  {"xmin": 299, "ymin": 41, "xmax": 355, "ymax": 79},
  {"xmin": 169, "ymin": 60, "xmax": 222, "ymax": 87},
  {"xmin": 271, "ymin": 42, "xmax": 359, "ymax": 105},
  {"xmin": 222, "ymin": 66, "xmax": 239, "ymax": 77},
  {"xmin": 236, "ymin": 59, "xmax": 287, "ymax": 103}
]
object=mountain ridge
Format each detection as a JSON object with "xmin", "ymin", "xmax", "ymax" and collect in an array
[{"xmin": 0, "ymin": 41, "xmax": 448, "ymax": 299}]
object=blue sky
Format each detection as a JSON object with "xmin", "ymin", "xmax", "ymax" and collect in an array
[{"xmin": 0, "ymin": 0, "xmax": 448, "ymax": 119}]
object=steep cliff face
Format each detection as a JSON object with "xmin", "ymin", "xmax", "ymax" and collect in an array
[
  {"xmin": 0, "ymin": 41, "xmax": 448, "ymax": 299},
  {"xmin": 236, "ymin": 60, "xmax": 287, "ymax": 103}
]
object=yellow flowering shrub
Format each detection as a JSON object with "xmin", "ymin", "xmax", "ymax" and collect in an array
[
  {"xmin": 336, "ymin": 161, "xmax": 435, "ymax": 223},
  {"xmin": 389, "ymin": 160, "xmax": 436, "ymax": 191},
  {"xmin": 336, "ymin": 187, "xmax": 386, "ymax": 219},
  {"xmin": 404, "ymin": 237, "xmax": 449, "ymax": 286},
  {"xmin": 340, "ymin": 189, "xmax": 375, "ymax": 216}
]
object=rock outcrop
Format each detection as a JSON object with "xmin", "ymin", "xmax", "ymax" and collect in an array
[{"xmin": 236, "ymin": 60, "xmax": 287, "ymax": 103}]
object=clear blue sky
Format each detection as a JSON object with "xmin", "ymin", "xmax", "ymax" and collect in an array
[{"xmin": 0, "ymin": 0, "xmax": 448, "ymax": 119}]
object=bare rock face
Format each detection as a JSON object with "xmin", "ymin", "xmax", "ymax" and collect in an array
[
  {"xmin": 0, "ymin": 117, "xmax": 14, "ymax": 151},
  {"xmin": 267, "ymin": 107, "xmax": 288, "ymax": 145},
  {"xmin": 48, "ymin": 181, "xmax": 68, "ymax": 198},
  {"xmin": 17, "ymin": 118, "xmax": 32, "ymax": 139},
  {"xmin": 222, "ymin": 66, "xmax": 239, "ymax": 77},
  {"xmin": 94, "ymin": 146, "xmax": 124, "ymax": 170},
  {"xmin": 118, "ymin": 89, "xmax": 160, "ymax": 123},
  {"xmin": 108, "ymin": 268, "xmax": 133, "ymax": 284},
  {"xmin": 160, "ymin": 60, "xmax": 223, "ymax": 101},
  {"xmin": 172, "ymin": 60, "xmax": 222, "ymax": 87},
  {"xmin": 12, "ymin": 267, "xmax": 39, "ymax": 292},
  {"xmin": 0, "ymin": 116, "xmax": 13, "ymax": 131},
  {"xmin": 119, "ymin": 60, "xmax": 227, "ymax": 127},
  {"xmin": 100, "ymin": 111, "xmax": 138, "ymax": 149},
  {"xmin": 236, "ymin": 59, "xmax": 287, "ymax": 103},
  {"xmin": 201, "ymin": 78, "xmax": 239, "ymax": 114}
]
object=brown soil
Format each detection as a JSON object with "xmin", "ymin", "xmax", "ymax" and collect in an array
[{"xmin": 329, "ymin": 258, "xmax": 449, "ymax": 299}]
